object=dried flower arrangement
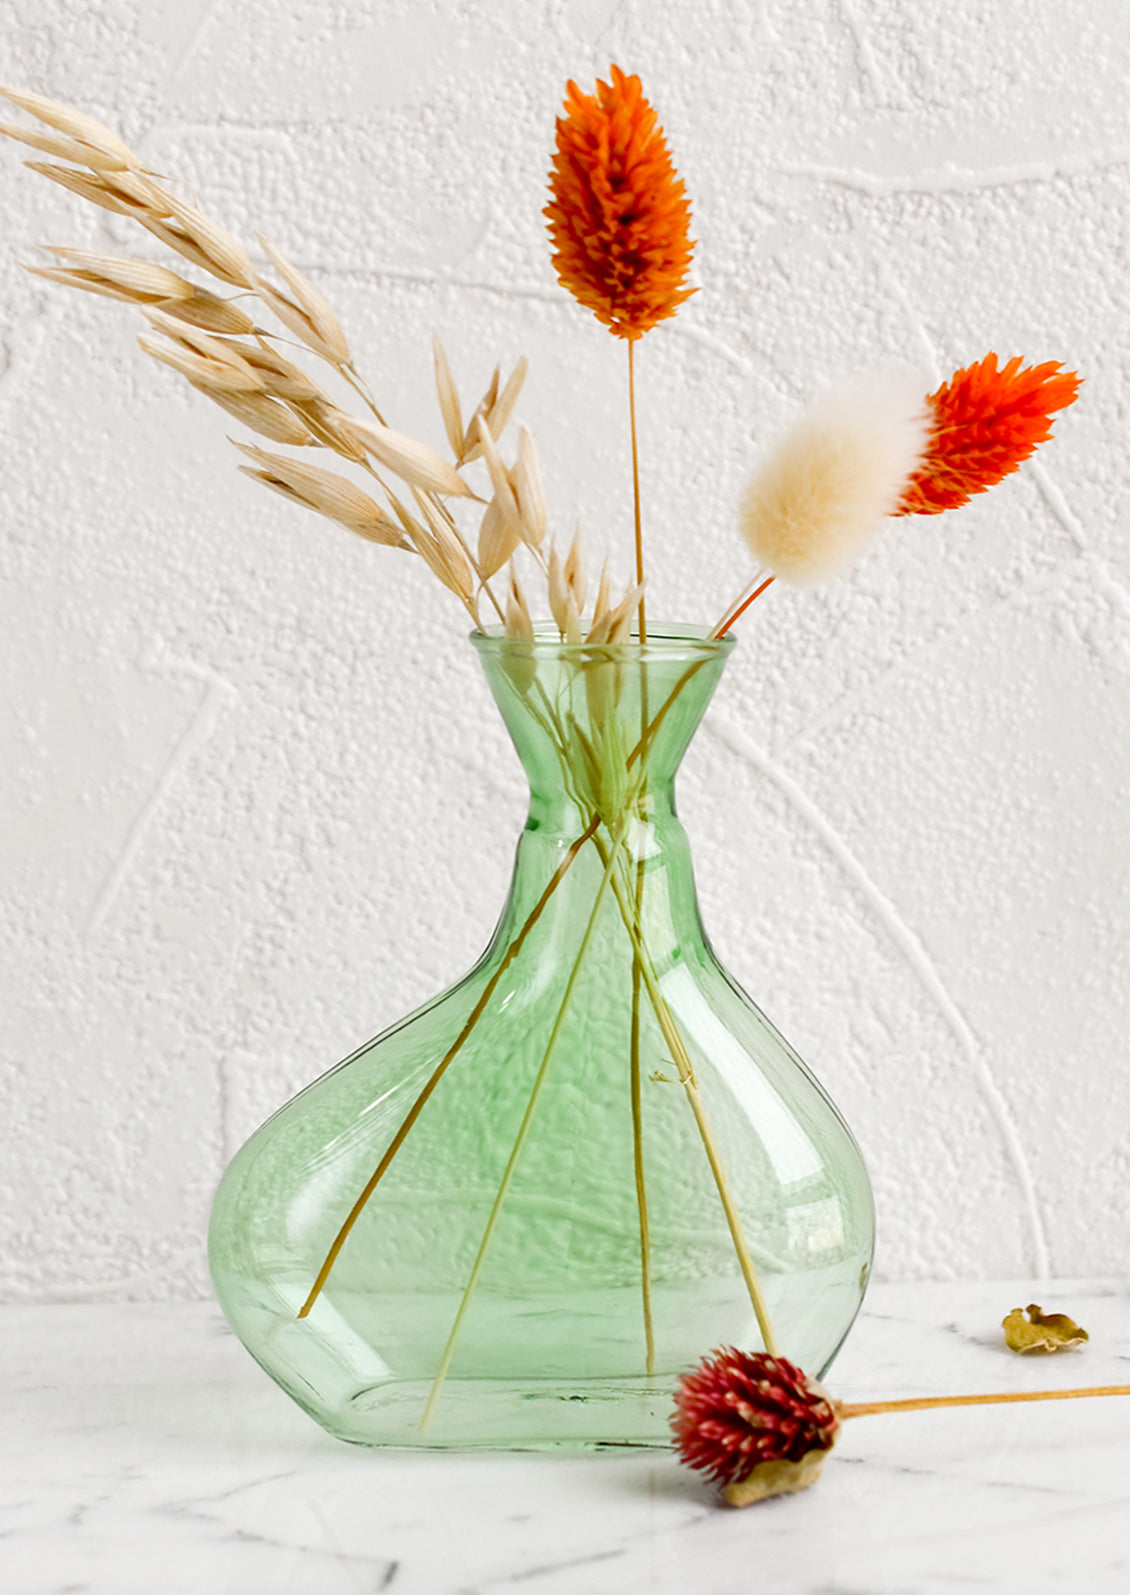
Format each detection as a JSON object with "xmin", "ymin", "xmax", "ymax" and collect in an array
[{"xmin": 2, "ymin": 72, "xmax": 1106, "ymax": 1469}]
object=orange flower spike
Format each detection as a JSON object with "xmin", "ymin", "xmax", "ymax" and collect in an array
[
  {"xmin": 895, "ymin": 353, "xmax": 1081, "ymax": 516},
  {"xmin": 545, "ymin": 65, "xmax": 696, "ymax": 341}
]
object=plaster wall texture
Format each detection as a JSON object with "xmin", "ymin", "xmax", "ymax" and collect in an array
[{"xmin": 1, "ymin": 0, "xmax": 1127, "ymax": 1304}]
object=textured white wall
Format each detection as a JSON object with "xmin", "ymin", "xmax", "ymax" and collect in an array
[{"xmin": 1, "ymin": 0, "xmax": 1127, "ymax": 1302}]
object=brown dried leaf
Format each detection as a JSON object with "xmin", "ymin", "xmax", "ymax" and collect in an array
[
  {"xmin": 472, "ymin": 415, "xmax": 522, "ymax": 534},
  {"xmin": 432, "ymin": 331, "xmax": 465, "ymax": 460},
  {"xmin": 42, "ymin": 246, "xmax": 193, "ymax": 301},
  {"xmin": 0, "ymin": 86, "xmax": 138, "ymax": 166},
  {"xmin": 190, "ymin": 382, "xmax": 313, "ymax": 446},
  {"xmin": 723, "ymin": 1447, "xmax": 834, "ymax": 1509},
  {"xmin": 564, "ymin": 525, "xmax": 587, "ymax": 610},
  {"xmin": 486, "ymin": 356, "xmax": 527, "ymax": 440},
  {"xmin": 0, "ymin": 119, "xmax": 130, "ymax": 172},
  {"xmin": 256, "ymin": 234, "xmax": 350, "ymax": 364},
  {"xmin": 504, "ymin": 570, "xmax": 535, "ymax": 642},
  {"xmin": 459, "ymin": 365, "xmax": 501, "ymax": 463},
  {"xmin": 343, "ymin": 416, "xmax": 474, "ymax": 498},
  {"xmin": 477, "ymin": 495, "xmax": 521, "ymax": 581},
  {"xmin": 224, "ymin": 338, "xmax": 325, "ymax": 402},
  {"xmin": 150, "ymin": 291, "xmax": 256, "ymax": 336},
  {"xmin": 288, "ymin": 399, "xmax": 368, "ymax": 460},
  {"xmin": 26, "ymin": 266, "xmax": 143, "ymax": 305},
  {"xmin": 233, "ymin": 442, "xmax": 401, "ymax": 543},
  {"xmin": 25, "ymin": 161, "xmax": 153, "ymax": 218},
  {"xmin": 513, "ymin": 426, "xmax": 546, "ymax": 549},
  {"xmin": 1003, "ymin": 1304, "xmax": 1089, "ymax": 1355},
  {"xmin": 138, "ymin": 332, "xmax": 264, "ymax": 394}
]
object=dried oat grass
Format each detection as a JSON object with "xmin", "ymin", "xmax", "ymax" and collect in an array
[{"xmin": 6, "ymin": 85, "xmax": 660, "ymax": 646}]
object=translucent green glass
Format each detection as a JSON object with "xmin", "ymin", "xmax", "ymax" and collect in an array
[{"xmin": 209, "ymin": 626, "xmax": 875, "ymax": 1447}]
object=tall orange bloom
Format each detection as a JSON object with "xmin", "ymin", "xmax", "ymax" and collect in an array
[
  {"xmin": 895, "ymin": 354, "xmax": 1081, "ymax": 516},
  {"xmin": 545, "ymin": 65, "xmax": 695, "ymax": 341}
]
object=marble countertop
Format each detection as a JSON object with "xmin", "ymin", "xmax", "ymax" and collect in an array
[{"xmin": 4, "ymin": 1281, "xmax": 1129, "ymax": 1595}]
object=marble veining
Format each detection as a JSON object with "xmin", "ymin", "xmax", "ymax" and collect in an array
[{"xmin": 2, "ymin": 1281, "xmax": 1128, "ymax": 1594}]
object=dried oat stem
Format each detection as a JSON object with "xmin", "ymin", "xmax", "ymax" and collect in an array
[
  {"xmin": 420, "ymin": 825, "xmax": 627, "ymax": 1430},
  {"xmin": 596, "ymin": 823, "xmax": 778, "ymax": 1356},
  {"xmin": 628, "ymin": 879, "xmax": 656, "ymax": 1377},
  {"xmin": 296, "ymin": 814, "xmax": 601, "ymax": 1320},
  {"xmin": 838, "ymin": 1385, "xmax": 1130, "ymax": 1420}
]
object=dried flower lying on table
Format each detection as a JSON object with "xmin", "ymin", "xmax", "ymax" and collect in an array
[{"xmin": 672, "ymin": 1349, "xmax": 1130, "ymax": 1507}]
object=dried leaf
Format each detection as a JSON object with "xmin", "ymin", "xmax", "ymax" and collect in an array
[
  {"xmin": 138, "ymin": 333, "xmax": 264, "ymax": 394},
  {"xmin": 233, "ymin": 441, "xmax": 401, "ymax": 543},
  {"xmin": 591, "ymin": 561, "xmax": 611, "ymax": 629},
  {"xmin": 288, "ymin": 398, "xmax": 368, "ymax": 460},
  {"xmin": 0, "ymin": 119, "xmax": 130, "ymax": 172},
  {"xmin": 150, "ymin": 291, "xmax": 256, "ymax": 336},
  {"xmin": 25, "ymin": 160, "xmax": 153, "ymax": 218},
  {"xmin": 26, "ymin": 266, "xmax": 144, "ymax": 305},
  {"xmin": 607, "ymin": 581, "xmax": 645, "ymax": 644},
  {"xmin": 0, "ymin": 86, "xmax": 138, "ymax": 166},
  {"xmin": 459, "ymin": 365, "xmax": 501, "ymax": 463},
  {"xmin": 142, "ymin": 310, "xmax": 265, "ymax": 385},
  {"xmin": 514, "ymin": 426, "xmax": 546, "ymax": 549},
  {"xmin": 564, "ymin": 524, "xmax": 587, "ymax": 610},
  {"xmin": 432, "ymin": 331, "xmax": 465, "ymax": 460},
  {"xmin": 723, "ymin": 1448, "xmax": 833, "ymax": 1509},
  {"xmin": 547, "ymin": 544, "xmax": 570, "ymax": 636},
  {"xmin": 42, "ymin": 246, "xmax": 193, "ymax": 301},
  {"xmin": 257, "ymin": 234, "xmax": 351, "ymax": 364},
  {"xmin": 158, "ymin": 191, "xmax": 255, "ymax": 288},
  {"xmin": 190, "ymin": 382, "xmax": 313, "ymax": 446},
  {"xmin": 224, "ymin": 338, "xmax": 325, "ymax": 402},
  {"xmin": 477, "ymin": 495, "xmax": 521, "ymax": 580},
  {"xmin": 343, "ymin": 416, "xmax": 474, "ymax": 498},
  {"xmin": 1003, "ymin": 1304, "xmax": 1089, "ymax": 1355},
  {"xmin": 504, "ymin": 570, "xmax": 534, "ymax": 641},
  {"xmin": 472, "ymin": 415, "xmax": 522, "ymax": 535},
  {"xmin": 486, "ymin": 355, "xmax": 528, "ymax": 439}
]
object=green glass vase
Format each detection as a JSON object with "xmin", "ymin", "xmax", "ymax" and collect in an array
[{"xmin": 209, "ymin": 626, "xmax": 875, "ymax": 1447}]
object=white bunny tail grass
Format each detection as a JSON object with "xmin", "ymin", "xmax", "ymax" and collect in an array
[{"xmin": 739, "ymin": 369, "xmax": 931, "ymax": 587}]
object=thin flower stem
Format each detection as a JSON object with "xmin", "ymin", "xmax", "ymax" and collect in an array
[
  {"xmin": 600, "ymin": 844, "xmax": 778, "ymax": 1356},
  {"xmin": 420, "ymin": 828, "xmax": 626, "ymax": 1429},
  {"xmin": 296, "ymin": 814, "xmax": 601, "ymax": 1320},
  {"xmin": 838, "ymin": 1384, "xmax": 1130, "ymax": 1421},
  {"xmin": 711, "ymin": 574, "xmax": 775, "ymax": 639},
  {"xmin": 628, "ymin": 340, "xmax": 647, "ymax": 642},
  {"xmin": 629, "ymin": 857, "xmax": 656, "ymax": 1376}
]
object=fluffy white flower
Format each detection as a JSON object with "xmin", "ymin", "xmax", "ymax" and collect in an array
[{"xmin": 739, "ymin": 369, "xmax": 931, "ymax": 586}]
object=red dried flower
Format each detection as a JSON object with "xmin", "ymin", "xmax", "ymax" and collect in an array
[
  {"xmin": 545, "ymin": 65, "xmax": 695, "ymax": 341},
  {"xmin": 895, "ymin": 353, "xmax": 1081, "ymax": 516},
  {"xmin": 672, "ymin": 1349, "xmax": 840, "ymax": 1486}
]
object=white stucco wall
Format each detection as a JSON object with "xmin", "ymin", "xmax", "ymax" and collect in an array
[{"xmin": 1, "ymin": 0, "xmax": 1126, "ymax": 1301}]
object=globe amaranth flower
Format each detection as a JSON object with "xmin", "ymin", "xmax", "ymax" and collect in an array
[
  {"xmin": 545, "ymin": 64, "xmax": 695, "ymax": 341},
  {"xmin": 672, "ymin": 1348, "xmax": 841, "ymax": 1505},
  {"xmin": 895, "ymin": 353, "xmax": 1081, "ymax": 515}
]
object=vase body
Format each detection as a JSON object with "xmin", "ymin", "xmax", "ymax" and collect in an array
[{"xmin": 209, "ymin": 627, "xmax": 874, "ymax": 1448}]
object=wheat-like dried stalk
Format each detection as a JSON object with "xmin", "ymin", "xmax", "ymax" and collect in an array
[{"xmin": 2, "ymin": 85, "xmax": 646, "ymax": 644}]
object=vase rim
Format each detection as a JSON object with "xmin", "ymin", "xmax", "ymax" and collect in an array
[{"xmin": 470, "ymin": 621, "xmax": 736, "ymax": 660}]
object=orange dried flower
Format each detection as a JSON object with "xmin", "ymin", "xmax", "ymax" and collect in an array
[
  {"xmin": 545, "ymin": 65, "xmax": 695, "ymax": 342},
  {"xmin": 895, "ymin": 353, "xmax": 1081, "ymax": 516}
]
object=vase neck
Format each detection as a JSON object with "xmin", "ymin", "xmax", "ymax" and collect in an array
[
  {"xmin": 474, "ymin": 626, "xmax": 733, "ymax": 839},
  {"xmin": 472, "ymin": 628, "xmax": 733, "ymax": 951}
]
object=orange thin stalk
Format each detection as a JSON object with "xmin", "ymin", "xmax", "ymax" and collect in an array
[
  {"xmin": 628, "ymin": 340, "xmax": 647, "ymax": 640},
  {"xmin": 712, "ymin": 575, "xmax": 775, "ymax": 638},
  {"xmin": 297, "ymin": 814, "xmax": 601, "ymax": 1319},
  {"xmin": 838, "ymin": 1384, "xmax": 1130, "ymax": 1420}
]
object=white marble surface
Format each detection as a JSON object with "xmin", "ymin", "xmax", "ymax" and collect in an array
[{"xmin": 4, "ymin": 1281, "xmax": 1129, "ymax": 1594}]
